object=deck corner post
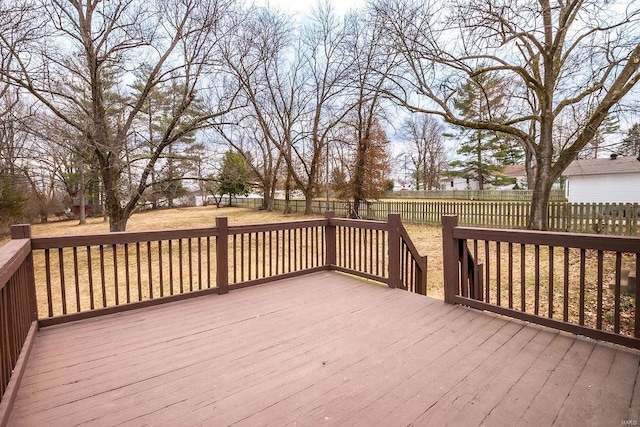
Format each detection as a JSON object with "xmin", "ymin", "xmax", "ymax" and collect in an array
[
  {"xmin": 442, "ymin": 215, "xmax": 459, "ymax": 304},
  {"xmin": 11, "ymin": 224, "xmax": 38, "ymax": 320},
  {"xmin": 324, "ymin": 211, "xmax": 336, "ymax": 267},
  {"xmin": 387, "ymin": 213, "xmax": 401, "ymax": 289},
  {"xmin": 216, "ymin": 217, "xmax": 229, "ymax": 295},
  {"xmin": 10, "ymin": 224, "xmax": 31, "ymax": 239}
]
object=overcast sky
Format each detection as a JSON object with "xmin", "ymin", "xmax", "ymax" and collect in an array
[{"xmin": 253, "ymin": 0, "xmax": 366, "ymax": 15}]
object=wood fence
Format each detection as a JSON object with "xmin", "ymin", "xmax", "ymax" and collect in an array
[
  {"xmin": 235, "ymin": 198, "xmax": 639, "ymax": 236},
  {"xmin": 384, "ymin": 189, "xmax": 567, "ymax": 201},
  {"xmin": 442, "ymin": 215, "xmax": 640, "ymax": 349}
]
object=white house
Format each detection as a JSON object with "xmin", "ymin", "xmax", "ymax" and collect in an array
[
  {"xmin": 439, "ymin": 176, "xmax": 480, "ymax": 191},
  {"xmin": 563, "ymin": 155, "xmax": 640, "ymax": 203}
]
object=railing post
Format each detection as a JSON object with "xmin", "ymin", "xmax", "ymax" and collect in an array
[
  {"xmin": 442, "ymin": 215, "xmax": 459, "ymax": 304},
  {"xmin": 387, "ymin": 214, "xmax": 401, "ymax": 289},
  {"xmin": 324, "ymin": 211, "xmax": 336, "ymax": 267},
  {"xmin": 11, "ymin": 224, "xmax": 38, "ymax": 321},
  {"xmin": 216, "ymin": 217, "xmax": 229, "ymax": 295},
  {"xmin": 416, "ymin": 255, "xmax": 427, "ymax": 296}
]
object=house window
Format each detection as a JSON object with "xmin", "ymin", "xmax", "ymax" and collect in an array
[{"xmin": 450, "ymin": 180, "xmax": 454, "ymax": 188}]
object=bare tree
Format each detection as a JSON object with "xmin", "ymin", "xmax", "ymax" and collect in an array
[
  {"xmin": 373, "ymin": 0, "xmax": 640, "ymax": 229},
  {"xmin": 289, "ymin": 1, "xmax": 355, "ymax": 214},
  {"xmin": 218, "ymin": 5, "xmax": 297, "ymax": 212},
  {"xmin": 339, "ymin": 9, "xmax": 397, "ymax": 215},
  {"xmin": 0, "ymin": 0, "xmax": 239, "ymax": 231},
  {"xmin": 402, "ymin": 114, "xmax": 447, "ymax": 191}
]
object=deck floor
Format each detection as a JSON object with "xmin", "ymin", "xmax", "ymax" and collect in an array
[{"xmin": 8, "ymin": 271, "xmax": 640, "ymax": 426}]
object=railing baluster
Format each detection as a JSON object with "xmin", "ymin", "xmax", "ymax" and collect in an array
[
  {"xmin": 496, "ymin": 242, "xmax": 501, "ymax": 306},
  {"xmin": 197, "ymin": 238, "xmax": 202, "ymax": 291},
  {"xmin": 248, "ymin": 232, "xmax": 252, "ymax": 280},
  {"xmin": 73, "ymin": 247, "xmax": 80, "ymax": 313},
  {"xmin": 87, "ymin": 246, "xmax": 94, "ymax": 310},
  {"xmin": 232, "ymin": 234, "xmax": 237, "ymax": 283},
  {"xmin": 520, "ymin": 244, "xmax": 526, "ymax": 312},
  {"xmin": 147, "ymin": 241, "xmax": 153, "ymax": 299},
  {"xmin": 158, "ymin": 241, "xmax": 164, "ymax": 297},
  {"xmin": 534, "ymin": 245, "xmax": 540, "ymax": 315},
  {"xmin": 635, "ymin": 253, "xmax": 640, "ymax": 338},
  {"xmin": 168, "ymin": 240, "xmax": 174, "ymax": 295},
  {"xmin": 615, "ymin": 252, "xmax": 622, "ymax": 334},
  {"xmin": 188, "ymin": 238, "xmax": 193, "ymax": 292},
  {"xmin": 262, "ymin": 232, "xmax": 267, "ymax": 278},
  {"xmin": 241, "ymin": 234, "xmax": 245, "ymax": 282},
  {"xmin": 58, "ymin": 248, "xmax": 67, "ymax": 315},
  {"xmin": 579, "ymin": 249, "xmax": 586, "ymax": 325},
  {"xmin": 269, "ymin": 231, "xmax": 273, "ymax": 276},
  {"xmin": 563, "ymin": 247, "xmax": 569, "ymax": 322},
  {"xmin": 508, "ymin": 242, "xmax": 513, "ymax": 309},
  {"xmin": 484, "ymin": 241, "xmax": 490, "ymax": 303},
  {"xmin": 136, "ymin": 242, "xmax": 142, "ymax": 301},
  {"xmin": 125, "ymin": 243, "xmax": 131, "ymax": 303},
  {"xmin": 207, "ymin": 237, "xmax": 211, "ymax": 289},
  {"xmin": 113, "ymin": 244, "xmax": 119, "ymax": 305},
  {"xmin": 548, "ymin": 246, "xmax": 554, "ymax": 319},
  {"xmin": 100, "ymin": 245, "xmax": 106, "ymax": 308},
  {"xmin": 597, "ymin": 250, "xmax": 604, "ymax": 329}
]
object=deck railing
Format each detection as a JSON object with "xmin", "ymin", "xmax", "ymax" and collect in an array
[
  {"xmin": 0, "ymin": 213, "xmax": 427, "ymax": 410},
  {"xmin": 12, "ymin": 212, "xmax": 428, "ymax": 327},
  {"xmin": 0, "ymin": 226, "xmax": 38, "ymax": 425},
  {"xmin": 442, "ymin": 215, "xmax": 640, "ymax": 349}
]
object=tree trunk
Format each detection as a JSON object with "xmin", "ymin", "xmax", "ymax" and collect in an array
[
  {"xmin": 283, "ymin": 168, "xmax": 292, "ymax": 214},
  {"xmin": 525, "ymin": 147, "xmax": 535, "ymax": 189},
  {"xmin": 108, "ymin": 205, "xmax": 128, "ymax": 232},
  {"xmin": 304, "ymin": 189, "xmax": 314, "ymax": 215},
  {"xmin": 78, "ymin": 158, "xmax": 86, "ymax": 225},
  {"xmin": 351, "ymin": 138, "xmax": 368, "ymax": 216},
  {"xmin": 260, "ymin": 179, "xmax": 271, "ymax": 210},
  {"xmin": 265, "ymin": 183, "xmax": 276, "ymax": 211}
]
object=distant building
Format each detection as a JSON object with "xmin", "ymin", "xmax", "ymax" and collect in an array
[
  {"xmin": 563, "ymin": 155, "xmax": 640, "ymax": 203},
  {"xmin": 439, "ymin": 176, "xmax": 480, "ymax": 191}
]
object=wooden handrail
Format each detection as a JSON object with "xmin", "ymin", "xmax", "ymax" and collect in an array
[
  {"xmin": 453, "ymin": 226, "xmax": 640, "ymax": 252},
  {"xmin": 442, "ymin": 214, "xmax": 640, "ymax": 349}
]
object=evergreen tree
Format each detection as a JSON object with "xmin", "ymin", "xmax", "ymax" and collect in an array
[
  {"xmin": 620, "ymin": 123, "xmax": 640, "ymax": 157},
  {"xmin": 449, "ymin": 72, "xmax": 519, "ymax": 189},
  {"xmin": 218, "ymin": 151, "xmax": 253, "ymax": 205}
]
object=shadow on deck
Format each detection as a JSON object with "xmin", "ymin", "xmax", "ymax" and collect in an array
[{"xmin": 9, "ymin": 271, "xmax": 640, "ymax": 426}]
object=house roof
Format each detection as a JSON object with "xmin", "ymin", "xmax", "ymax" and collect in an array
[
  {"xmin": 502, "ymin": 164, "xmax": 527, "ymax": 177},
  {"xmin": 563, "ymin": 156, "xmax": 640, "ymax": 177}
]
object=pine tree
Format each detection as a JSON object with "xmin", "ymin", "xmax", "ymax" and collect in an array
[
  {"xmin": 620, "ymin": 123, "xmax": 640, "ymax": 157},
  {"xmin": 450, "ymin": 72, "xmax": 519, "ymax": 189}
]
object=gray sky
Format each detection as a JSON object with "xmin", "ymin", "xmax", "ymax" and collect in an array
[{"xmin": 254, "ymin": 0, "xmax": 366, "ymax": 15}]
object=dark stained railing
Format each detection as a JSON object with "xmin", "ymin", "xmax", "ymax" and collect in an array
[
  {"xmin": 17, "ymin": 213, "xmax": 427, "ymax": 328},
  {"xmin": 0, "ymin": 226, "xmax": 38, "ymax": 426},
  {"xmin": 442, "ymin": 215, "xmax": 640, "ymax": 349},
  {"xmin": 0, "ymin": 213, "xmax": 428, "ymax": 413}
]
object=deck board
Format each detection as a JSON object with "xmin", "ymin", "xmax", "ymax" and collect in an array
[{"xmin": 8, "ymin": 271, "xmax": 640, "ymax": 426}]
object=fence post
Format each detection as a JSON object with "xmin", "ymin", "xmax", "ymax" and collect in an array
[
  {"xmin": 325, "ymin": 211, "xmax": 336, "ymax": 267},
  {"xmin": 387, "ymin": 214, "xmax": 401, "ymax": 289},
  {"xmin": 11, "ymin": 224, "xmax": 38, "ymax": 321},
  {"xmin": 216, "ymin": 217, "xmax": 229, "ymax": 295},
  {"xmin": 442, "ymin": 215, "xmax": 459, "ymax": 304}
]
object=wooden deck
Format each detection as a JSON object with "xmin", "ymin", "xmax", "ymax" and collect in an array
[{"xmin": 8, "ymin": 271, "xmax": 640, "ymax": 426}]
